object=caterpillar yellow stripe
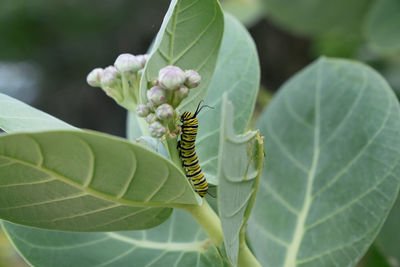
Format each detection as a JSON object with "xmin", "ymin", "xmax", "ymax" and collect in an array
[{"xmin": 177, "ymin": 103, "xmax": 210, "ymax": 197}]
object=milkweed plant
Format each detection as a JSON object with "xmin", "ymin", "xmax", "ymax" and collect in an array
[{"xmin": 1, "ymin": 1, "xmax": 400, "ymax": 267}]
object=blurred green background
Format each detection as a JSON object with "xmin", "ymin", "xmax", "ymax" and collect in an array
[{"xmin": 1, "ymin": 0, "xmax": 399, "ymax": 266}]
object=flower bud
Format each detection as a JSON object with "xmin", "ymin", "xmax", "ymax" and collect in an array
[
  {"xmin": 146, "ymin": 113, "xmax": 157, "ymax": 124},
  {"xmin": 149, "ymin": 121, "xmax": 167, "ymax": 138},
  {"xmin": 158, "ymin": 66, "xmax": 185, "ymax": 90},
  {"xmin": 114, "ymin": 53, "xmax": 142, "ymax": 74},
  {"xmin": 177, "ymin": 86, "xmax": 189, "ymax": 98},
  {"xmin": 149, "ymin": 77, "xmax": 159, "ymax": 87},
  {"xmin": 86, "ymin": 68, "xmax": 104, "ymax": 87},
  {"xmin": 155, "ymin": 103, "xmax": 174, "ymax": 120},
  {"xmin": 184, "ymin": 70, "xmax": 201, "ymax": 88},
  {"xmin": 101, "ymin": 66, "xmax": 119, "ymax": 87},
  {"xmin": 147, "ymin": 86, "xmax": 167, "ymax": 106},
  {"xmin": 147, "ymin": 102, "xmax": 156, "ymax": 112},
  {"xmin": 136, "ymin": 54, "xmax": 148, "ymax": 68},
  {"xmin": 136, "ymin": 104, "xmax": 150, "ymax": 117}
]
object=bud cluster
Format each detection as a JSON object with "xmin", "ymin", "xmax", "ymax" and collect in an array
[
  {"xmin": 136, "ymin": 65, "xmax": 201, "ymax": 138},
  {"xmin": 86, "ymin": 53, "xmax": 149, "ymax": 111}
]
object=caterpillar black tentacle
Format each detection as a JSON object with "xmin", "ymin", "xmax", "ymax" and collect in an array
[{"xmin": 177, "ymin": 102, "xmax": 213, "ymax": 197}]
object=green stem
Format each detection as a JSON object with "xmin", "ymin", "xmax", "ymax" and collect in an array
[
  {"xmin": 238, "ymin": 241, "xmax": 261, "ymax": 267},
  {"xmin": 164, "ymin": 137, "xmax": 181, "ymax": 167},
  {"xmin": 179, "ymin": 200, "xmax": 224, "ymax": 246}
]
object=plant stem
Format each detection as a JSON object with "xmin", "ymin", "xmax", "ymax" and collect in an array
[
  {"xmin": 238, "ymin": 241, "xmax": 261, "ymax": 267},
  {"xmin": 180, "ymin": 200, "xmax": 224, "ymax": 246},
  {"xmin": 164, "ymin": 137, "xmax": 181, "ymax": 167}
]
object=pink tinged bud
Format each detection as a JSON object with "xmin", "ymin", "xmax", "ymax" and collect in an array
[
  {"xmin": 178, "ymin": 86, "xmax": 189, "ymax": 98},
  {"xmin": 155, "ymin": 103, "xmax": 174, "ymax": 120},
  {"xmin": 149, "ymin": 121, "xmax": 167, "ymax": 138},
  {"xmin": 114, "ymin": 53, "xmax": 142, "ymax": 74},
  {"xmin": 136, "ymin": 104, "xmax": 150, "ymax": 117},
  {"xmin": 147, "ymin": 86, "xmax": 167, "ymax": 106},
  {"xmin": 146, "ymin": 113, "xmax": 157, "ymax": 124},
  {"xmin": 147, "ymin": 102, "xmax": 156, "ymax": 112},
  {"xmin": 101, "ymin": 66, "xmax": 119, "ymax": 87},
  {"xmin": 184, "ymin": 70, "xmax": 201, "ymax": 88},
  {"xmin": 149, "ymin": 77, "xmax": 159, "ymax": 87},
  {"xmin": 158, "ymin": 66, "xmax": 185, "ymax": 90},
  {"xmin": 87, "ymin": 68, "xmax": 104, "ymax": 87}
]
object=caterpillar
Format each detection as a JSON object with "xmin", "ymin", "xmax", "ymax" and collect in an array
[{"xmin": 177, "ymin": 102, "xmax": 212, "ymax": 197}]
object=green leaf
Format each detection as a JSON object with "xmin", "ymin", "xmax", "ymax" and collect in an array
[
  {"xmin": 0, "ymin": 130, "xmax": 199, "ymax": 231},
  {"xmin": 261, "ymin": 0, "xmax": 372, "ymax": 37},
  {"xmin": 0, "ymin": 94, "xmax": 176, "ymax": 231},
  {"xmin": 248, "ymin": 58, "xmax": 400, "ymax": 266},
  {"xmin": 217, "ymin": 94, "xmax": 264, "ymax": 266},
  {"xmin": 364, "ymin": 0, "xmax": 400, "ymax": 53},
  {"xmin": 196, "ymin": 13, "xmax": 260, "ymax": 185},
  {"xmin": 140, "ymin": 0, "xmax": 224, "ymax": 112},
  {"xmin": 221, "ymin": 0, "xmax": 263, "ymax": 26},
  {"xmin": 2, "ymin": 209, "xmax": 226, "ymax": 267},
  {"xmin": 0, "ymin": 94, "xmax": 220, "ymax": 266},
  {"xmin": 375, "ymin": 193, "xmax": 400, "ymax": 266},
  {"xmin": 0, "ymin": 93, "xmax": 75, "ymax": 133},
  {"xmin": 126, "ymin": 111, "xmax": 148, "ymax": 141}
]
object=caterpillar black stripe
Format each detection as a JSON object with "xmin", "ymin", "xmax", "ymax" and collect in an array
[{"xmin": 177, "ymin": 102, "xmax": 212, "ymax": 197}]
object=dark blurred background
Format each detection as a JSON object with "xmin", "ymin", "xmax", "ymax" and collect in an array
[
  {"xmin": 0, "ymin": 0, "xmax": 314, "ymax": 138},
  {"xmin": 1, "ymin": 0, "xmax": 399, "ymax": 266}
]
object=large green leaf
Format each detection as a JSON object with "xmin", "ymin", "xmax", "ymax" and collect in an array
[
  {"xmin": 140, "ymin": 0, "xmax": 224, "ymax": 113},
  {"xmin": 364, "ymin": 0, "xmax": 400, "ymax": 53},
  {"xmin": 217, "ymin": 94, "xmax": 263, "ymax": 266},
  {"xmin": 2, "ymin": 209, "xmax": 226, "ymax": 267},
  {"xmin": 196, "ymin": 13, "xmax": 260, "ymax": 185},
  {"xmin": 248, "ymin": 58, "xmax": 400, "ymax": 266},
  {"xmin": 0, "ymin": 94, "xmax": 175, "ymax": 231},
  {"xmin": 0, "ymin": 93, "xmax": 74, "ymax": 133},
  {"xmin": 261, "ymin": 0, "xmax": 373, "ymax": 37},
  {"xmin": 0, "ymin": 130, "xmax": 199, "ymax": 231},
  {"xmin": 0, "ymin": 94, "xmax": 221, "ymax": 266}
]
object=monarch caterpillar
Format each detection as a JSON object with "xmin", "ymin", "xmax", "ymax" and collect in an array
[{"xmin": 178, "ymin": 101, "xmax": 213, "ymax": 197}]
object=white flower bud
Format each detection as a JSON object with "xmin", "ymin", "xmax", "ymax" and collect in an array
[
  {"xmin": 158, "ymin": 66, "xmax": 185, "ymax": 90},
  {"xmin": 147, "ymin": 102, "xmax": 156, "ymax": 112},
  {"xmin": 177, "ymin": 86, "xmax": 189, "ymax": 98},
  {"xmin": 149, "ymin": 121, "xmax": 167, "ymax": 138},
  {"xmin": 114, "ymin": 53, "xmax": 142, "ymax": 74},
  {"xmin": 184, "ymin": 70, "xmax": 201, "ymax": 88},
  {"xmin": 86, "ymin": 68, "xmax": 104, "ymax": 87},
  {"xmin": 136, "ymin": 54, "xmax": 148, "ymax": 68},
  {"xmin": 136, "ymin": 104, "xmax": 150, "ymax": 117},
  {"xmin": 101, "ymin": 66, "xmax": 119, "ymax": 87},
  {"xmin": 155, "ymin": 103, "xmax": 174, "ymax": 120},
  {"xmin": 146, "ymin": 113, "xmax": 157, "ymax": 124},
  {"xmin": 147, "ymin": 86, "xmax": 167, "ymax": 106}
]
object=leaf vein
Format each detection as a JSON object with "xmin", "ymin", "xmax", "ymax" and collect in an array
[{"xmin": 312, "ymin": 87, "xmax": 393, "ymax": 199}]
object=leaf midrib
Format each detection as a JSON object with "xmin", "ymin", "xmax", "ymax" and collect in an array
[
  {"xmin": 107, "ymin": 232, "xmax": 208, "ymax": 252},
  {"xmin": 0, "ymin": 154, "xmax": 177, "ymax": 208},
  {"xmin": 282, "ymin": 61, "xmax": 322, "ymax": 267}
]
